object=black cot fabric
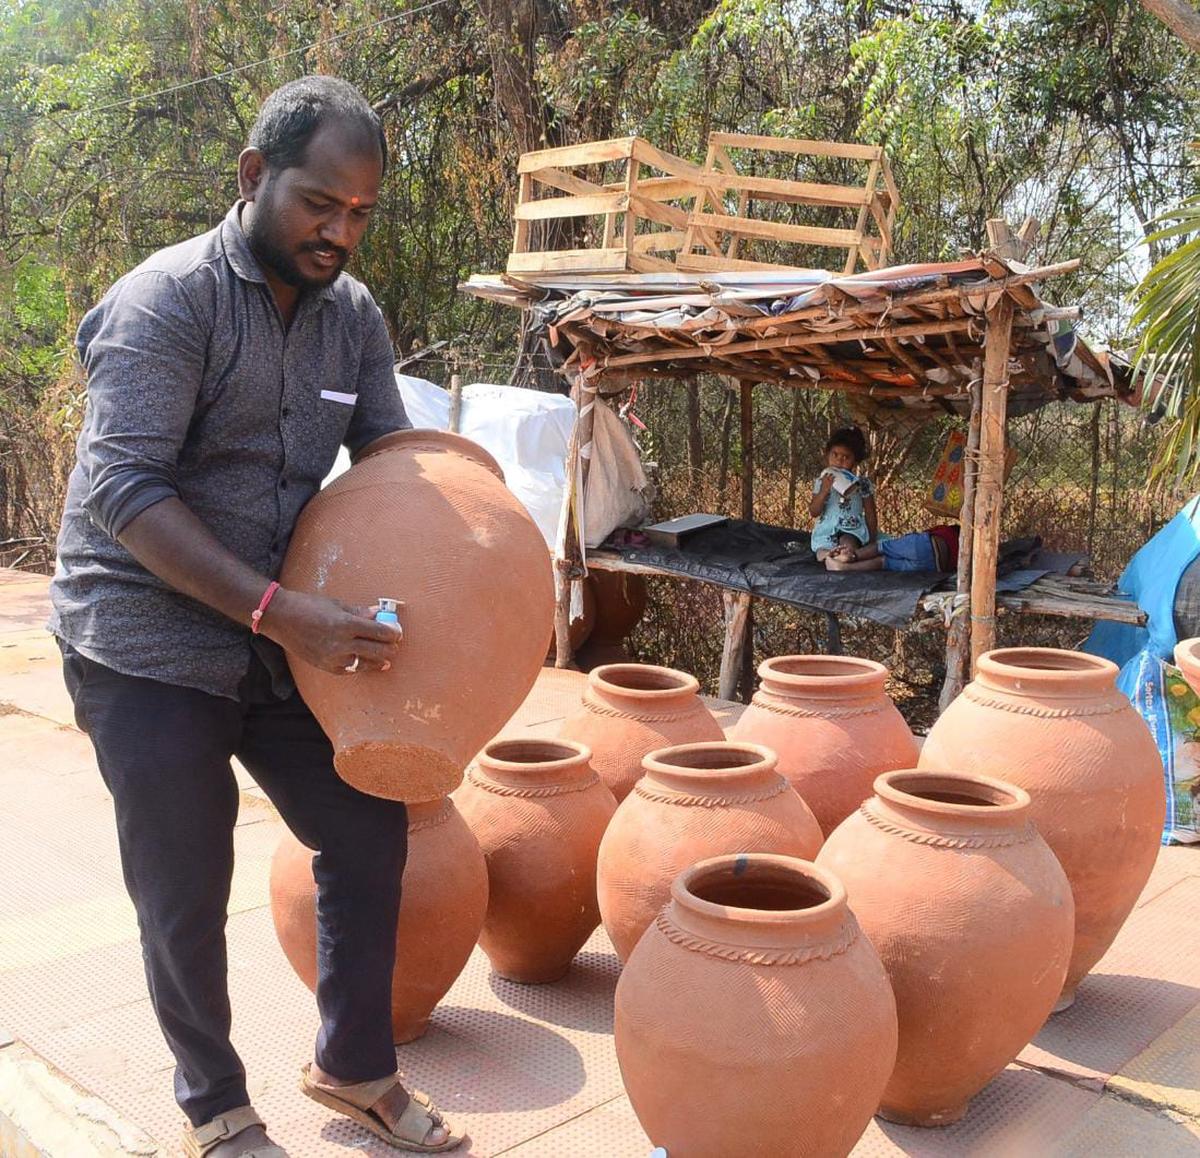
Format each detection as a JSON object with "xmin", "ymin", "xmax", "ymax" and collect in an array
[{"xmin": 613, "ymin": 519, "xmax": 1056, "ymax": 628}]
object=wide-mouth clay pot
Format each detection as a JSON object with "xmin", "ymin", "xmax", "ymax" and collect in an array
[
  {"xmin": 558, "ymin": 662, "xmax": 723, "ymax": 802},
  {"xmin": 1174, "ymin": 638, "xmax": 1200, "ymax": 698},
  {"xmin": 729, "ymin": 654, "xmax": 919, "ymax": 836},
  {"xmin": 597, "ymin": 742, "xmax": 823, "ymax": 961},
  {"xmin": 615, "ymin": 853, "xmax": 897, "ymax": 1158},
  {"xmin": 455, "ymin": 738, "xmax": 617, "ymax": 984},
  {"xmin": 280, "ymin": 428, "xmax": 554, "ymax": 802},
  {"xmin": 820, "ymin": 768, "xmax": 1073, "ymax": 1127},
  {"xmin": 919, "ymin": 647, "xmax": 1164, "ymax": 1008}
]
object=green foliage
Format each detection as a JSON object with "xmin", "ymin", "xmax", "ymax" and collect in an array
[
  {"xmin": 1131, "ymin": 193, "xmax": 1200, "ymax": 483},
  {"xmin": 0, "ymin": 0, "xmax": 1196, "ymax": 550}
]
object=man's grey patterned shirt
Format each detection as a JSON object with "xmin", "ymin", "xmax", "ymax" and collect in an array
[{"xmin": 49, "ymin": 202, "xmax": 410, "ymax": 699}]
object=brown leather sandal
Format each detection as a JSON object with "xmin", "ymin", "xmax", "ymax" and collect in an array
[
  {"xmin": 182, "ymin": 1106, "xmax": 288, "ymax": 1157},
  {"xmin": 299, "ymin": 1063, "xmax": 463, "ymax": 1152}
]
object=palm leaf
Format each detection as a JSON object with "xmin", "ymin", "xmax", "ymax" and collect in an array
[{"xmin": 1130, "ymin": 194, "xmax": 1200, "ymax": 482}]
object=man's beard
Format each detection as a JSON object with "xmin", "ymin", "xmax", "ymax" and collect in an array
[{"xmin": 244, "ymin": 206, "xmax": 347, "ymax": 291}]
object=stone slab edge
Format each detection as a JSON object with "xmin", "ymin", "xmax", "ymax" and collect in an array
[{"xmin": 0, "ymin": 1034, "xmax": 162, "ymax": 1157}]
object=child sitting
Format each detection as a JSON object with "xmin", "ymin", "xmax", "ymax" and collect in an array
[
  {"xmin": 825, "ymin": 524, "xmax": 960, "ymax": 573},
  {"xmin": 809, "ymin": 426, "xmax": 877, "ymax": 561}
]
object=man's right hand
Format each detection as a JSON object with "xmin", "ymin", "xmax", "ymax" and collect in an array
[{"xmin": 260, "ymin": 589, "xmax": 403, "ymax": 675}]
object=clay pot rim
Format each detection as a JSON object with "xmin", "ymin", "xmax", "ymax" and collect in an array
[
  {"xmin": 591, "ymin": 663, "xmax": 701, "ymax": 699},
  {"xmin": 642, "ymin": 741, "xmax": 777, "ymax": 780},
  {"xmin": 353, "ymin": 428, "xmax": 504, "ymax": 481},
  {"xmin": 874, "ymin": 769, "xmax": 1031, "ymax": 818},
  {"xmin": 757, "ymin": 654, "xmax": 888, "ymax": 692},
  {"xmin": 1174, "ymin": 637, "xmax": 1200, "ymax": 676},
  {"xmin": 479, "ymin": 737, "xmax": 593, "ymax": 774},
  {"xmin": 673, "ymin": 853, "xmax": 846, "ymax": 924},
  {"xmin": 976, "ymin": 647, "xmax": 1117, "ymax": 693}
]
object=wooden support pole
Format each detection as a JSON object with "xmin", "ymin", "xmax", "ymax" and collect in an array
[
  {"xmin": 939, "ymin": 376, "xmax": 983, "ymax": 711},
  {"xmin": 447, "ymin": 373, "xmax": 464, "ymax": 433},
  {"xmin": 740, "ymin": 381, "xmax": 754, "ymax": 522},
  {"xmin": 738, "ymin": 381, "xmax": 755, "ymax": 700},
  {"xmin": 719, "ymin": 591, "xmax": 752, "ymax": 702},
  {"xmin": 969, "ymin": 295, "xmax": 1015, "ymax": 669}
]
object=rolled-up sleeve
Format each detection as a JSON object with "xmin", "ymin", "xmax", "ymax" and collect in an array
[
  {"xmin": 77, "ymin": 271, "xmax": 207, "ymax": 539},
  {"xmin": 344, "ymin": 293, "xmax": 410, "ymax": 457}
]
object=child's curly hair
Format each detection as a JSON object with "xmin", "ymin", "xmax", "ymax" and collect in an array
[{"xmin": 825, "ymin": 426, "xmax": 870, "ymax": 464}]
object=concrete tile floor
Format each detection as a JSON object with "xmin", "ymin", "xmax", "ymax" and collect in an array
[{"xmin": 1, "ymin": 571, "xmax": 1198, "ymax": 1156}]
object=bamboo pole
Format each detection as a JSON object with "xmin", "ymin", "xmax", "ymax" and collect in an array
[
  {"xmin": 968, "ymin": 295, "xmax": 1015, "ymax": 668},
  {"xmin": 939, "ymin": 376, "xmax": 983, "ymax": 711},
  {"xmin": 738, "ymin": 381, "xmax": 755, "ymax": 700}
]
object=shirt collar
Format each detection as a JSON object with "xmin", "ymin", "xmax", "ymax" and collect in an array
[{"xmin": 220, "ymin": 202, "xmax": 339, "ymax": 303}]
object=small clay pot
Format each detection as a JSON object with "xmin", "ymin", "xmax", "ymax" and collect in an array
[
  {"xmin": 615, "ymin": 854, "xmax": 897, "ymax": 1158},
  {"xmin": 280, "ymin": 430, "xmax": 554, "ymax": 802},
  {"xmin": 454, "ymin": 738, "xmax": 617, "ymax": 983},
  {"xmin": 587, "ymin": 571, "xmax": 648, "ymax": 644},
  {"xmin": 1174, "ymin": 638, "xmax": 1200, "ymax": 696},
  {"xmin": 729, "ymin": 655, "xmax": 920, "ymax": 835},
  {"xmin": 818, "ymin": 770, "xmax": 1074, "ymax": 1126},
  {"xmin": 558, "ymin": 663, "xmax": 723, "ymax": 802},
  {"xmin": 920, "ymin": 648, "xmax": 1165, "ymax": 1006},
  {"xmin": 269, "ymin": 797, "xmax": 488, "ymax": 1043},
  {"xmin": 597, "ymin": 741, "xmax": 823, "ymax": 961}
]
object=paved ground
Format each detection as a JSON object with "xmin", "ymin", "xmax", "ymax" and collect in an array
[{"xmin": 0, "ymin": 568, "xmax": 1197, "ymax": 1156}]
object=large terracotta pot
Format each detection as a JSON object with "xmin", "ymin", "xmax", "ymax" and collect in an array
[
  {"xmin": 454, "ymin": 738, "xmax": 617, "ymax": 983},
  {"xmin": 269, "ymin": 797, "xmax": 488, "ymax": 1043},
  {"xmin": 597, "ymin": 741, "xmax": 824, "ymax": 962},
  {"xmin": 557, "ymin": 663, "xmax": 723, "ymax": 802},
  {"xmin": 818, "ymin": 770, "xmax": 1074, "ymax": 1126},
  {"xmin": 729, "ymin": 655, "xmax": 920, "ymax": 836},
  {"xmin": 615, "ymin": 854, "xmax": 897, "ymax": 1158},
  {"xmin": 919, "ymin": 647, "xmax": 1165, "ymax": 1006},
  {"xmin": 280, "ymin": 430, "xmax": 554, "ymax": 802}
]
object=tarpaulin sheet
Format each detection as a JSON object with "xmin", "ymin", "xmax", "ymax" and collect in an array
[{"xmin": 614, "ymin": 519, "xmax": 1051, "ymax": 628}]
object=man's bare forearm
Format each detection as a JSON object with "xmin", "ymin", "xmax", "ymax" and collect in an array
[
  {"xmin": 117, "ymin": 497, "xmax": 402, "ymax": 673},
  {"xmin": 118, "ymin": 497, "xmax": 275, "ymax": 625}
]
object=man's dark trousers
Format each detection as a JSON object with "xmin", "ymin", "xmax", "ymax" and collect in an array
[{"xmin": 60, "ymin": 643, "xmax": 408, "ymax": 1126}]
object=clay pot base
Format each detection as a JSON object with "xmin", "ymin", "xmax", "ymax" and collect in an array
[
  {"xmin": 335, "ymin": 743, "xmax": 460, "ymax": 803},
  {"xmin": 491, "ymin": 964, "xmax": 573, "ymax": 986},
  {"xmin": 1052, "ymin": 987, "xmax": 1077, "ymax": 1014},
  {"xmin": 878, "ymin": 1103, "xmax": 967, "ymax": 1128}
]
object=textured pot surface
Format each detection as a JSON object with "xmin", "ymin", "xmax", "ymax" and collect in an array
[
  {"xmin": 269, "ymin": 797, "xmax": 488, "ymax": 1043},
  {"xmin": 597, "ymin": 741, "xmax": 823, "ymax": 961},
  {"xmin": 1174, "ymin": 637, "xmax": 1200, "ymax": 697},
  {"xmin": 615, "ymin": 854, "xmax": 897, "ymax": 1158},
  {"xmin": 454, "ymin": 739, "xmax": 617, "ymax": 983},
  {"xmin": 819, "ymin": 771, "xmax": 1073, "ymax": 1126},
  {"xmin": 280, "ymin": 430, "xmax": 554, "ymax": 802},
  {"xmin": 729, "ymin": 655, "xmax": 920, "ymax": 836},
  {"xmin": 558, "ymin": 663, "xmax": 723, "ymax": 802},
  {"xmin": 919, "ymin": 647, "xmax": 1165, "ymax": 1003}
]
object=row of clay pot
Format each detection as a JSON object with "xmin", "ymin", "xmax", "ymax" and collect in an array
[
  {"xmin": 614, "ymin": 762, "xmax": 1074, "ymax": 1156},
  {"xmin": 557, "ymin": 654, "xmax": 919, "ymax": 834},
  {"xmin": 271, "ymin": 644, "xmax": 1164, "ymax": 1153}
]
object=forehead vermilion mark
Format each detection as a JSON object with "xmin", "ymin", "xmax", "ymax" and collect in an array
[{"xmin": 350, "ymin": 195, "xmax": 360, "ymax": 206}]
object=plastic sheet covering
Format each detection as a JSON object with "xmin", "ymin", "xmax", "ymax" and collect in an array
[{"xmin": 326, "ymin": 375, "xmax": 576, "ymax": 547}]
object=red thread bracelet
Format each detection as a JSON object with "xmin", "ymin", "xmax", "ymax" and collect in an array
[{"xmin": 250, "ymin": 581, "xmax": 281, "ymax": 634}]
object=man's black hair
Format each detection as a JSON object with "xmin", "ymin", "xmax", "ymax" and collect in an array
[
  {"xmin": 825, "ymin": 425, "xmax": 869, "ymax": 463},
  {"xmin": 249, "ymin": 75, "xmax": 387, "ymax": 176}
]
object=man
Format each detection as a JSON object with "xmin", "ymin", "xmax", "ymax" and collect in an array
[{"xmin": 50, "ymin": 76, "xmax": 460, "ymax": 1155}]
